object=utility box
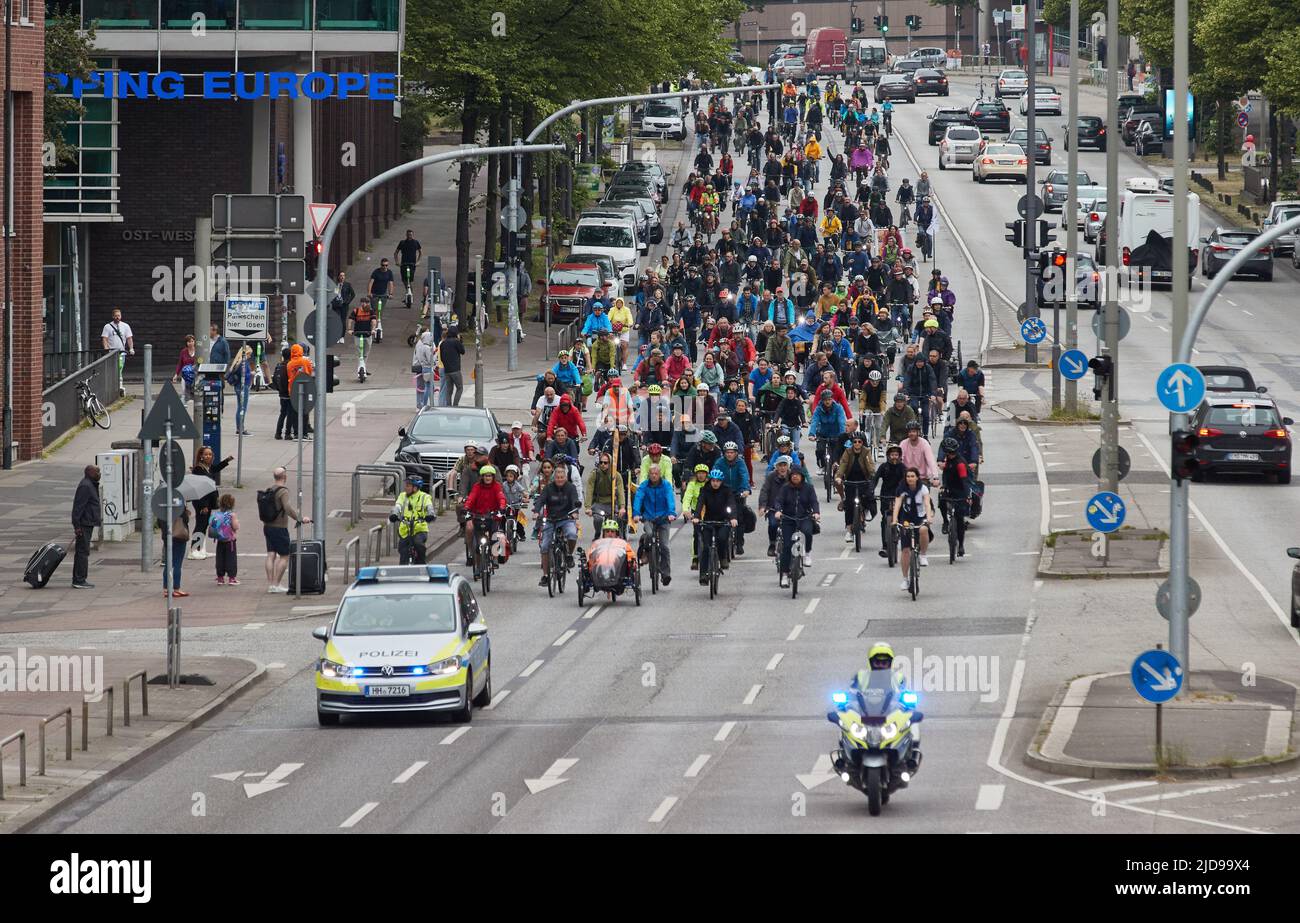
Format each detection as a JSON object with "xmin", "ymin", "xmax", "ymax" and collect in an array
[
  {"xmin": 96, "ymin": 449, "xmax": 139, "ymax": 541},
  {"xmin": 197, "ymin": 363, "xmax": 226, "ymax": 482}
]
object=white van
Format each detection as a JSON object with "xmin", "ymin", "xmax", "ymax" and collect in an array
[
  {"xmin": 567, "ymin": 214, "xmax": 644, "ymax": 290},
  {"xmin": 1118, "ymin": 184, "xmax": 1200, "ymax": 285},
  {"xmin": 638, "ymin": 97, "xmax": 686, "ymax": 141},
  {"xmin": 847, "ymin": 38, "xmax": 889, "ymax": 83}
]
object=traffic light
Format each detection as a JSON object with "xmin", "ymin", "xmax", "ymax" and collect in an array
[
  {"xmin": 872, "ymin": 14, "xmax": 880, "ymax": 29},
  {"xmin": 851, "ymin": 16, "xmax": 864, "ymax": 33},
  {"xmin": 325, "ymin": 354, "xmax": 341, "ymax": 393},
  {"xmin": 880, "ymin": 15, "xmax": 889, "ymax": 32},
  {"xmin": 306, "ymin": 237, "xmax": 323, "ymax": 282},
  {"xmin": 1088, "ymin": 354, "xmax": 1113, "ymax": 401},
  {"xmin": 1037, "ymin": 219, "xmax": 1057, "ymax": 248},
  {"xmin": 1170, "ymin": 428, "xmax": 1200, "ymax": 483},
  {"xmin": 1005, "ymin": 219, "xmax": 1024, "ymax": 248},
  {"xmin": 908, "ymin": 15, "xmax": 922, "ymax": 31}
]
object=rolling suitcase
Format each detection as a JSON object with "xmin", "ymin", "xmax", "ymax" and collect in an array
[
  {"xmin": 24, "ymin": 541, "xmax": 68, "ymax": 589},
  {"xmin": 287, "ymin": 539, "xmax": 327, "ymax": 594}
]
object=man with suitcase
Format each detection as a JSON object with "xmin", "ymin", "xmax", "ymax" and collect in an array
[
  {"xmin": 71, "ymin": 465, "xmax": 101, "ymax": 589},
  {"xmin": 260, "ymin": 467, "xmax": 312, "ymax": 593}
]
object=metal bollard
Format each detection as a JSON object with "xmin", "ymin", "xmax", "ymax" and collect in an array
[
  {"xmin": 0, "ymin": 729, "xmax": 27, "ymax": 797},
  {"xmin": 124, "ymin": 670, "xmax": 149, "ymax": 726},
  {"xmin": 38, "ymin": 708, "xmax": 73, "ymax": 776},
  {"xmin": 344, "ymin": 536, "xmax": 361, "ymax": 582}
]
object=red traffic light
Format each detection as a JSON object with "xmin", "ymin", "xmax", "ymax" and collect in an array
[
  {"xmin": 1170, "ymin": 429, "xmax": 1200, "ymax": 483},
  {"xmin": 1052, "ymin": 251, "xmax": 1067, "ymax": 268}
]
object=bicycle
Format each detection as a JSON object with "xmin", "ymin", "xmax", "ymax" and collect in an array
[
  {"xmin": 542, "ymin": 508, "xmax": 579, "ymax": 598},
  {"xmin": 897, "ymin": 522, "xmax": 923, "ymax": 600},
  {"xmin": 778, "ymin": 514, "xmax": 815, "ymax": 598},
  {"xmin": 637, "ymin": 516, "xmax": 669, "ymax": 594},
  {"xmin": 76, "ymin": 379, "xmax": 110, "ymax": 430},
  {"xmin": 471, "ymin": 513, "xmax": 502, "ymax": 595},
  {"xmin": 879, "ymin": 493, "xmax": 898, "ymax": 567},
  {"xmin": 941, "ymin": 492, "xmax": 968, "ymax": 564},
  {"xmin": 817, "ymin": 438, "xmax": 837, "ymax": 502},
  {"xmin": 928, "ymin": 394, "xmax": 944, "ymax": 441},
  {"xmin": 841, "ymin": 479, "xmax": 871, "ymax": 553},
  {"xmin": 698, "ymin": 519, "xmax": 730, "ymax": 599},
  {"xmin": 860, "ymin": 411, "xmax": 884, "ymax": 461}
]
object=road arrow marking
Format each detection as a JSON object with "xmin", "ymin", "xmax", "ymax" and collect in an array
[
  {"xmin": 211, "ymin": 771, "xmax": 244, "ymax": 782},
  {"xmin": 796, "ymin": 754, "xmax": 838, "ymax": 790},
  {"xmin": 525, "ymin": 757, "xmax": 579, "ymax": 794},
  {"xmin": 243, "ymin": 762, "xmax": 303, "ymax": 798}
]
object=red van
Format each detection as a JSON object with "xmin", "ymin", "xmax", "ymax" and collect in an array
[{"xmin": 804, "ymin": 27, "xmax": 848, "ymax": 78}]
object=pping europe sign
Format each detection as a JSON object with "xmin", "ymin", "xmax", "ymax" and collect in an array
[{"xmin": 48, "ymin": 70, "xmax": 399, "ymax": 100}]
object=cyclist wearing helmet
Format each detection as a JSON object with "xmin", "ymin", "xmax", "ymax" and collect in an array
[
  {"xmin": 640, "ymin": 441, "xmax": 674, "ymax": 484},
  {"xmin": 859, "ymin": 365, "xmax": 888, "ymax": 416},
  {"xmin": 692, "ymin": 467, "xmax": 739, "ymax": 580},
  {"xmin": 835, "ymin": 431, "xmax": 878, "ymax": 540},
  {"xmin": 632, "ymin": 462, "xmax": 677, "ymax": 586},
  {"xmin": 464, "ymin": 464, "xmax": 510, "ymax": 566},
  {"xmin": 682, "ymin": 462, "xmax": 713, "ymax": 569},
  {"xmin": 758, "ymin": 453, "xmax": 795, "ymax": 556},
  {"xmin": 716, "ymin": 440, "xmax": 753, "ymax": 555},
  {"xmin": 773, "ymin": 465, "xmax": 820, "ymax": 587},
  {"xmin": 871, "ymin": 443, "xmax": 907, "ymax": 557},
  {"xmin": 937, "ymin": 437, "xmax": 972, "ymax": 555},
  {"xmin": 502, "ymin": 464, "xmax": 527, "ymax": 541},
  {"xmin": 390, "ymin": 474, "xmax": 436, "ymax": 565}
]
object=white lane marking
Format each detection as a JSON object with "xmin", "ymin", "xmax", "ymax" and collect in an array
[
  {"xmin": 1013, "ymin": 551, "xmax": 1041, "ymax": 555},
  {"xmin": 796, "ymin": 753, "xmax": 839, "ymax": 789},
  {"xmin": 1118, "ymin": 783, "xmax": 1243, "ymax": 805},
  {"xmin": 525, "ymin": 757, "xmax": 579, "ymax": 794},
  {"xmin": 339, "ymin": 802, "xmax": 379, "ymax": 828},
  {"xmin": 684, "ymin": 754, "xmax": 711, "ymax": 778},
  {"xmin": 1021, "ymin": 426, "xmax": 1052, "ymax": 536},
  {"xmin": 839, "ymin": 547, "xmax": 852, "ymax": 558},
  {"xmin": 786, "ymin": 624, "xmax": 805, "ymax": 641},
  {"xmin": 582, "ymin": 605, "xmax": 602, "ymax": 620},
  {"xmin": 819, "ymin": 573, "xmax": 837, "ymax": 587},
  {"xmin": 290, "ymin": 605, "xmax": 336, "ymax": 613},
  {"xmin": 485, "ymin": 690, "xmax": 511, "ymax": 710},
  {"xmin": 765, "ymin": 653, "xmax": 785, "ymax": 671},
  {"xmin": 243, "ymin": 622, "xmax": 265, "ymax": 630},
  {"xmin": 1224, "ymin": 298, "xmax": 1237, "ymax": 306},
  {"xmin": 440, "ymin": 726, "xmax": 471, "ymax": 745},
  {"xmin": 1136, "ymin": 429, "xmax": 1300, "ymax": 647},
  {"xmin": 1242, "ymin": 309, "xmax": 1253, "ymax": 316},
  {"xmin": 392, "ymin": 761, "xmax": 428, "ymax": 784},
  {"xmin": 855, "ymin": 563, "xmax": 864, "ymax": 573},
  {"xmin": 975, "ymin": 784, "xmax": 1005, "ymax": 811},
  {"xmin": 1077, "ymin": 781, "xmax": 1159, "ymax": 796},
  {"xmin": 1157, "ymin": 324, "xmax": 1169, "ymax": 332},
  {"xmin": 804, "ymin": 597, "xmax": 820, "ymax": 615},
  {"xmin": 742, "ymin": 684, "xmax": 763, "ymax": 705},
  {"xmin": 714, "ymin": 721, "xmax": 736, "ymax": 742},
  {"xmin": 267, "ymin": 661, "xmax": 286, "ymax": 669},
  {"xmin": 553, "ymin": 629, "xmax": 577, "ymax": 647},
  {"xmin": 242, "ymin": 762, "xmax": 303, "ymax": 797},
  {"xmin": 1040, "ymin": 675, "xmax": 1092, "ymax": 762},
  {"xmin": 1043, "ymin": 776, "xmax": 1090, "ymax": 786},
  {"xmin": 519, "ymin": 659, "xmax": 545, "ymax": 678},
  {"xmin": 648, "ymin": 795, "xmax": 678, "ymax": 823}
]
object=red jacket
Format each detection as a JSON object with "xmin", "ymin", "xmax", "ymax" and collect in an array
[
  {"xmin": 663, "ymin": 354, "xmax": 692, "ymax": 382},
  {"xmin": 546, "ymin": 402, "xmax": 586, "ymax": 438},
  {"xmin": 811, "ymin": 382, "xmax": 852, "ymax": 418},
  {"xmin": 510, "ymin": 431, "xmax": 535, "ymax": 461},
  {"xmin": 464, "ymin": 480, "xmax": 507, "ymax": 515}
]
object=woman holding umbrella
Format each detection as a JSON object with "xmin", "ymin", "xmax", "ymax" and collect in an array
[{"xmin": 189, "ymin": 445, "xmax": 233, "ymax": 560}]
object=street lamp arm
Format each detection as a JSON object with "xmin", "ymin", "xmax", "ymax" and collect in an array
[
  {"xmin": 1178, "ymin": 213, "xmax": 1300, "ymax": 363},
  {"xmin": 526, "ymin": 84, "xmax": 781, "ymax": 143}
]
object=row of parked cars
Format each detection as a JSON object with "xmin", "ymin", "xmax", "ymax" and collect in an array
[{"xmin": 547, "ymin": 160, "xmax": 671, "ymax": 321}]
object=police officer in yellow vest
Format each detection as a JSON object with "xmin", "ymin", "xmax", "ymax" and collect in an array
[{"xmin": 390, "ymin": 474, "xmax": 436, "ymax": 564}]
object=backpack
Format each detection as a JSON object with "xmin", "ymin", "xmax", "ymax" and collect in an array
[
  {"xmin": 257, "ymin": 487, "xmax": 283, "ymax": 524},
  {"xmin": 208, "ymin": 510, "xmax": 235, "ymax": 542}
]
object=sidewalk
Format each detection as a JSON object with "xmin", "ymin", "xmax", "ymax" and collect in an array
[
  {"xmin": 0, "ymin": 142, "xmax": 563, "ymax": 633},
  {"xmin": 0, "ymin": 647, "xmax": 262, "ymax": 829}
]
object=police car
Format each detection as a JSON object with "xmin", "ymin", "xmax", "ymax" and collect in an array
[{"xmin": 313, "ymin": 565, "xmax": 492, "ymax": 726}]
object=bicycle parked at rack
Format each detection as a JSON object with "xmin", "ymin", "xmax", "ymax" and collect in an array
[{"xmin": 76, "ymin": 379, "xmax": 110, "ymax": 430}]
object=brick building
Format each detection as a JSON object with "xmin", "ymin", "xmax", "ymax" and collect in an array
[{"xmin": 0, "ymin": 2, "xmax": 45, "ymax": 464}]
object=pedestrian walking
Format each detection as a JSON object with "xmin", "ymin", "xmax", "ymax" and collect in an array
[
  {"xmin": 190, "ymin": 445, "xmax": 233, "ymax": 559},
  {"xmin": 71, "ymin": 464, "xmax": 101, "ymax": 589},
  {"xmin": 413, "ymin": 329, "xmax": 435, "ymax": 409},
  {"xmin": 100, "ymin": 308, "xmax": 134, "ymax": 394},
  {"xmin": 172, "ymin": 334, "xmax": 199, "ymax": 401},
  {"xmin": 272, "ymin": 346, "xmax": 296, "ymax": 440},
  {"xmin": 439, "ymin": 327, "xmax": 466, "ymax": 406},
  {"xmin": 161, "ymin": 504, "xmax": 191, "ymax": 598},
  {"xmin": 260, "ymin": 466, "xmax": 311, "ymax": 593},
  {"xmin": 286, "ymin": 343, "xmax": 314, "ymax": 436},
  {"xmin": 209, "ymin": 494, "xmax": 240, "ymax": 585},
  {"xmin": 1126, "ymin": 59, "xmax": 1136, "ymax": 91},
  {"xmin": 227, "ymin": 343, "xmax": 254, "ymax": 435}
]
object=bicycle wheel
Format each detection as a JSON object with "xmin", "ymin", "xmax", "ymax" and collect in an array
[
  {"xmin": 887, "ymin": 522, "xmax": 898, "ymax": 568},
  {"xmin": 909, "ymin": 545, "xmax": 919, "ymax": 600},
  {"xmin": 948, "ymin": 506, "xmax": 958, "ymax": 565},
  {"xmin": 853, "ymin": 505, "xmax": 863, "ymax": 553},
  {"xmin": 87, "ymin": 396, "xmax": 111, "ymax": 430},
  {"xmin": 823, "ymin": 459, "xmax": 834, "ymax": 502},
  {"xmin": 955, "ymin": 507, "xmax": 967, "ymax": 558}
]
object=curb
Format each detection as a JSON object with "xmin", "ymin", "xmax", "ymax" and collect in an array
[
  {"xmin": 1036, "ymin": 530, "xmax": 1169, "ymax": 579},
  {"xmin": 5, "ymin": 658, "xmax": 268, "ymax": 833},
  {"xmin": 1025, "ymin": 672, "xmax": 1300, "ymax": 781}
]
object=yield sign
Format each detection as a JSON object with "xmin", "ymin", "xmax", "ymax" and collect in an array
[{"xmin": 309, "ymin": 202, "xmax": 336, "ymax": 237}]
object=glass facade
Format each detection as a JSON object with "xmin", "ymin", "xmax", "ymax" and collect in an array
[
  {"xmin": 70, "ymin": 0, "xmax": 399, "ymax": 30},
  {"xmin": 45, "ymin": 96, "xmax": 119, "ymax": 218}
]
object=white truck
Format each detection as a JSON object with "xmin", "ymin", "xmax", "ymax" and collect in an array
[
  {"xmin": 1117, "ymin": 177, "xmax": 1200, "ymax": 285},
  {"xmin": 846, "ymin": 38, "xmax": 889, "ymax": 83}
]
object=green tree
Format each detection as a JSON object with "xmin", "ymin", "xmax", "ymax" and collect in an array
[{"xmin": 44, "ymin": 15, "xmax": 97, "ymax": 170}]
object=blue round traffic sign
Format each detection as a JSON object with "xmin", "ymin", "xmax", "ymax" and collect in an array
[
  {"xmin": 1085, "ymin": 491, "xmax": 1125, "ymax": 533},
  {"xmin": 1021, "ymin": 317, "xmax": 1047, "ymax": 344},
  {"xmin": 1059, "ymin": 348, "xmax": 1089, "ymax": 381},
  {"xmin": 1131, "ymin": 649, "xmax": 1183, "ymax": 703},
  {"xmin": 1156, "ymin": 363, "xmax": 1206, "ymax": 414}
]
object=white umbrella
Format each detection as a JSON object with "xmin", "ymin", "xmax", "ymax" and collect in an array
[{"xmin": 175, "ymin": 473, "xmax": 216, "ymax": 502}]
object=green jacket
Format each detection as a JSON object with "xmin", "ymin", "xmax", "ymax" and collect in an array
[
  {"xmin": 882, "ymin": 403, "xmax": 918, "ymax": 445},
  {"xmin": 393, "ymin": 490, "xmax": 433, "ymax": 539}
]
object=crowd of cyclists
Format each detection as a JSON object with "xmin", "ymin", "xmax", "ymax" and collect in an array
[{"xmin": 441, "ymin": 73, "xmax": 990, "ymax": 598}]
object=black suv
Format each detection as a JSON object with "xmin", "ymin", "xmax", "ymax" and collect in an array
[
  {"xmin": 968, "ymin": 99, "xmax": 1011, "ymax": 133},
  {"xmin": 1121, "ymin": 105, "xmax": 1162, "ymax": 144},
  {"xmin": 928, "ymin": 107, "xmax": 974, "ymax": 145},
  {"xmin": 1064, "ymin": 115, "xmax": 1107, "ymax": 151}
]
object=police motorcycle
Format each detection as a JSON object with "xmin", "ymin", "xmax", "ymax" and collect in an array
[{"xmin": 826, "ymin": 651, "xmax": 924, "ymax": 816}]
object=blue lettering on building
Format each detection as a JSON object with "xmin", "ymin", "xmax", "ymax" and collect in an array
[{"xmin": 48, "ymin": 71, "xmax": 399, "ymax": 101}]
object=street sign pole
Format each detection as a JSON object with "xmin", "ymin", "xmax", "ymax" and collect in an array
[
  {"xmin": 1024, "ymin": 13, "xmax": 1039, "ymax": 365},
  {"xmin": 1170, "ymin": 0, "xmax": 1191, "ymax": 680},
  {"xmin": 507, "ymin": 141, "xmax": 524, "ymax": 372},
  {"xmin": 1100, "ymin": 0, "xmax": 1120, "ymax": 494},
  {"xmin": 474, "ymin": 253, "xmax": 485, "ymax": 408},
  {"xmin": 140, "ymin": 344, "xmax": 153, "ymax": 573},
  {"xmin": 1065, "ymin": 0, "xmax": 1081, "ymax": 415},
  {"xmin": 1051, "ymin": 298, "xmax": 1061, "ymax": 410}
]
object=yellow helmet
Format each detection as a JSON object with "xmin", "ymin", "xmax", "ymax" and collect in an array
[
  {"xmin": 867, "ymin": 642, "xmax": 895, "ymax": 667},
  {"xmin": 602, "ymin": 519, "xmax": 621, "ymax": 533}
]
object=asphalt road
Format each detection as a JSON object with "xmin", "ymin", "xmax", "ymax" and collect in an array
[{"xmin": 24, "ymin": 80, "xmax": 1300, "ymax": 834}]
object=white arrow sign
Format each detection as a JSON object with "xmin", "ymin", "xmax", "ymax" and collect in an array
[
  {"xmin": 1062, "ymin": 354, "xmax": 1085, "ymax": 376},
  {"xmin": 1140, "ymin": 662, "xmax": 1178, "ymax": 692},
  {"xmin": 795, "ymin": 753, "xmax": 839, "ymax": 790},
  {"xmin": 1166, "ymin": 368, "xmax": 1193, "ymax": 405},
  {"xmin": 525, "ymin": 758, "xmax": 579, "ymax": 794},
  {"xmin": 1095, "ymin": 500, "xmax": 1122, "ymax": 524},
  {"xmin": 242, "ymin": 762, "xmax": 304, "ymax": 798}
]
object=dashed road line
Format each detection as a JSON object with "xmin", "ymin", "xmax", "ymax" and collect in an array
[
  {"xmin": 648, "ymin": 796, "xmax": 678, "ymax": 823},
  {"xmin": 485, "ymin": 690, "xmax": 511, "ymax": 710},
  {"xmin": 765, "ymin": 653, "xmax": 784, "ymax": 671},
  {"xmin": 553, "ymin": 629, "xmax": 577, "ymax": 647},
  {"xmin": 742, "ymin": 684, "xmax": 763, "ymax": 705},
  {"xmin": 392, "ymin": 761, "xmax": 428, "ymax": 784},
  {"xmin": 715, "ymin": 721, "xmax": 736, "ymax": 742},
  {"xmin": 519, "ymin": 659, "xmax": 545, "ymax": 678},
  {"xmin": 440, "ymin": 726, "xmax": 471, "ymax": 745},
  {"xmin": 804, "ymin": 597, "xmax": 820, "ymax": 615},
  {"xmin": 339, "ymin": 802, "xmax": 379, "ymax": 828},
  {"xmin": 684, "ymin": 754, "xmax": 711, "ymax": 778},
  {"xmin": 786, "ymin": 624, "xmax": 805, "ymax": 641}
]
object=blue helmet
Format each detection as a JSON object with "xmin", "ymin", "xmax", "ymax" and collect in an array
[
  {"xmin": 709, "ymin": 467, "xmax": 726, "ymax": 481},
  {"xmin": 773, "ymin": 454, "xmax": 793, "ymax": 467}
]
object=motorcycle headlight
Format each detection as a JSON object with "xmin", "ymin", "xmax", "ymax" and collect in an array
[
  {"xmin": 882, "ymin": 721, "xmax": 898, "ymax": 739},
  {"xmin": 319, "ymin": 659, "xmax": 351, "ymax": 679},
  {"xmin": 429, "ymin": 656, "xmax": 463, "ymax": 676},
  {"xmin": 849, "ymin": 722, "xmax": 868, "ymax": 739}
]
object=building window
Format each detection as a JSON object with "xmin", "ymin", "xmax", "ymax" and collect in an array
[{"xmin": 44, "ymin": 95, "xmax": 120, "ymax": 218}]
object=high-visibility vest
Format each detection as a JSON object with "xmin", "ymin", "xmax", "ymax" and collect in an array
[{"xmin": 393, "ymin": 490, "xmax": 433, "ymax": 539}]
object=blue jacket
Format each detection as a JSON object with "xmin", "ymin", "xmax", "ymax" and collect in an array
[
  {"xmin": 677, "ymin": 303, "xmax": 701, "ymax": 331},
  {"xmin": 809, "ymin": 402, "xmax": 847, "ymax": 438},
  {"xmin": 789, "ymin": 319, "xmax": 821, "ymax": 344},
  {"xmin": 582, "ymin": 312, "xmax": 612, "ymax": 336},
  {"xmin": 717, "ymin": 453, "xmax": 751, "ymax": 494},
  {"xmin": 210, "ymin": 336, "xmax": 231, "ymax": 369},
  {"xmin": 552, "ymin": 360, "xmax": 582, "ymax": 386},
  {"xmin": 736, "ymin": 292, "xmax": 761, "ymax": 322},
  {"xmin": 633, "ymin": 476, "xmax": 677, "ymax": 521},
  {"xmin": 944, "ymin": 424, "xmax": 980, "ymax": 466},
  {"xmin": 765, "ymin": 297, "xmax": 796, "ymax": 327}
]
